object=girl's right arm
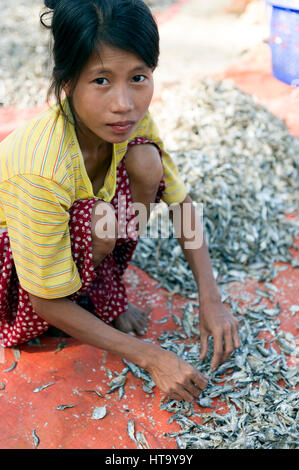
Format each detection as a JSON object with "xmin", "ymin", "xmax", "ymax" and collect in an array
[{"xmin": 28, "ymin": 293, "xmax": 209, "ymax": 402}]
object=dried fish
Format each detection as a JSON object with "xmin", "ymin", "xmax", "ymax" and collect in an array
[
  {"xmin": 289, "ymin": 305, "xmax": 299, "ymax": 316},
  {"xmin": 26, "ymin": 338, "xmax": 42, "ymax": 347},
  {"xmin": 81, "ymin": 389, "xmax": 104, "ymax": 398},
  {"xmin": 106, "ymin": 374, "xmax": 126, "ymax": 394},
  {"xmin": 118, "ymin": 386, "xmax": 125, "ymax": 401},
  {"xmin": 171, "ymin": 313, "xmax": 181, "ymax": 326},
  {"xmin": 136, "ymin": 431, "xmax": 150, "ymax": 449},
  {"xmin": 3, "ymin": 361, "xmax": 17, "ymax": 373},
  {"xmin": 33, "ymin": 382, "xmax": 55, "ymax": 393},
  {"xmin": 12, "ymin": 348, "xmax": 21, "ymax": 361},
  {"xmin": 197, "ymin": 397, "xmax": 213, "ymax": 408},
  {"xmin": 122, "ymin": 359, "xmax": 152, "ymax": 382},
  {"xmin": 54, "ymin": 339, "xmax": 67, "ymax": 354},
  {"xmin": 118, "ymin": 297, "xmax": 299, "ymax": 449},
  {"xmin": 32, "ymin": 429, "xmax": 39, "ymax": 448},
  {"xmin": 153, "ymin": 316, "xmax": 168, "ymax": 324},
  {"xmin": 56, "ymin": 405, "xmax": 75, "ymax": 410},
  {"xmin": 91, "ymin": 406, "xmax": 107, "ymax": 420},
  {"xmin": 142, "ymin": 379, "xmax": 155, "ymax": 394},
  {"xmin": 127, "ymin": 420, "xmax": 137, "ymax": 444}
]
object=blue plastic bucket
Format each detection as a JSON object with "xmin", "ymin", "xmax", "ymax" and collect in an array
[{"xmin": 265, "ymin": 0, "xmax": 299, "ymax": 85}]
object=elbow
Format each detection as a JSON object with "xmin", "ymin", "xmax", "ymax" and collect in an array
[
  {"xmin": 28, "ymin": 292, "xmax": 56, "ymax": 319},
  {"xmin": 28, "ymin": 292, "xmax": 46, "ymax": 316}
]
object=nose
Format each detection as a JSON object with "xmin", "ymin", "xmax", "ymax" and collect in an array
[{"xmin": 110, "ymin": 85, "xmax": 133, "ymax": 114}]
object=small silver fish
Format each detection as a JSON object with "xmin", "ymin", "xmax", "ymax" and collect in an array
[
  {"xmin": 33, "ymin": 382, "xmax": 55, "ymax": 393},
  {"xmin": 12, "ymin": 348, "xmax": 21, "ymax": 361},
  {"xmin": 127, "ymin": 420, "xmax": 137, "ymax": 444},
  {"xmin": 56, "ymin": 405, "xmax": 75, "ymax": 410},
  {"xmin": 81, "ymin": 389, "xmax": 104, "ymax": 398},
  {"xmin": 3, "ymin": 361, "xmax": 17, "ymax": 373},
  {"xmin": 91, "ymin": 406, "xmax": 107, "ymax": 420},
  {"xmin": 136, "ymin": 431, "xmax": 150, "ymax": 449},
  {"xmin": 32, "ymin": 429, "xmax": 39, "ymax": 448},
  {"xmin": 106, "ymin": 374, "xmax": 126, "ymax": 393}
]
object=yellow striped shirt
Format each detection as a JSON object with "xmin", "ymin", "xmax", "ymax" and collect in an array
[{"xmin": 0, "ymin": 98, "xmax": 187, "ymax": 299}]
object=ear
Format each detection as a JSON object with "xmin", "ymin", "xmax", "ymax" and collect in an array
[{"xmin": 63, "ymin": 80, "xmax": 72, "ymax": 97}]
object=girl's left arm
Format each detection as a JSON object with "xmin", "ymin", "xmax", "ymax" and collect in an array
[{"xmin": 170, "ymin": 194, "xmax": 241, "ymax": 370}]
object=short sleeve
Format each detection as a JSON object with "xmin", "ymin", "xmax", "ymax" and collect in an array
[
  {"xmin": 143, "ymin": 114, "xmax": 188, "ymax": 205},
  {"xmin": 0, "ymin": 174, "xmax": 82, "ymax": 299}
]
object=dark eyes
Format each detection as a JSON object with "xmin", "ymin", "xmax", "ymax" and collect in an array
[
  {"xmin": 94, "ymin": 78, "xmax": 108, "ymax": 86},
  {"xmin": 132, "ymin": 75, "xmax": 146, "ymax": 83},
  {"xmin": 93, "ymin": 75, "xmax": 146, "ymax": 86}
]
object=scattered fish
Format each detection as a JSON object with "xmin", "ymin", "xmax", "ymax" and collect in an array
[
  {"xmin": 32, "ymin": 429, "xmax": 39, "ymax": 448},
  {"xmin": 33, "ymin": 382, "xmax": 55, "ymax": 393},
  {"xmin": 91, "ymin": 406, "xmax": 107, "ymax": 420},
  {"xmin": 289, "ymin": 305, "xmax": 299, "ymax": 316},
  {"xmin": 127, "ymin": 420, "xmax": 137, "ymax": 444},
  {"xmin": 81, "ymin": 389, "xmax": 104, "ymax": 398},
  {"xmin": 106, "ymin": 373, "xmax": 127, "ymax": 394},
  {"xmin": 56, "ymin": 405, "xmax": 75, "ymax": 410},
  {"xmin": 26, "ymin": 338, "xmax": 42, "ymax": 347},
  {"xmin": 153, "ymin": 316, "xmax": 168, "ymax": 324},
  {"xmin": 136, "ymin": 431, "xmax": 150, "ymax": 449},
  {"xmin": 12, "ymin": 348, "xmax": 21, "ymax": 362},
  {"xmin": 3, "ymin": 361, "xmax": 17, "ymax": 373}
]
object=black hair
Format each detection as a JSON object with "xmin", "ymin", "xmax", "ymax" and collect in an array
[{"xmin": 40, "ymin": 0, "xmax": 159, "ymax": 115}]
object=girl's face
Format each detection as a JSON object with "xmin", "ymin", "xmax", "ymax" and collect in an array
[{"xmin": 65, "ymin": 44, "xmax": 155, "ymax": 147}]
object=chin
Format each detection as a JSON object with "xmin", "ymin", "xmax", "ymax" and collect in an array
[{"xmin": 105, "ymin": 132, "xmax": 135, "ymax": 144}]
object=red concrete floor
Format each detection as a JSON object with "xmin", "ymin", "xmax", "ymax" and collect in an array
[{"xmin": 0, "ymin": 9, "xmax": 298, "ymax": 451}]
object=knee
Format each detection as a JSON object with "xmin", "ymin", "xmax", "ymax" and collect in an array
[
  {"xmin": 91, "ymin": 201, "xmax": 118, "ymax": 256},
  {"xmin": 125, "ymin": 144, "xmax": 164, "ymax": 194}
]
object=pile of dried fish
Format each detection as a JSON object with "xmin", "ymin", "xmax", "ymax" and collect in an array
[
  {"xmin": 106, "ymin": 300, "xmax": 298, "ymax": 449},
  {"xmin": 0, "ymin": 1, "xmax": 51, "ymax": 108},
  {"xmin": 132, "ymin": 78, "xmax": 299, "ymax": 296},
  {"xmin": 159, "ymin": 300, "xmax": 298, "ymax": 449}
]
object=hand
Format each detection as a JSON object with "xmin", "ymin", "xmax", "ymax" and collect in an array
[
  {"xmin": 199, "ymin": 298, "xmax": 240, "ymax": 370},
  {"xmin": 147, "ymin": 348, "xmax": 209, "ymax": 403}
]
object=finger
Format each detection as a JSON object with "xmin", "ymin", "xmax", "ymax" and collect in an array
[
  {"xmin": 199, "ymin": 330, "xmax": 209, "ymax": 360},
  {"xmin": 175, "ymin": 385, "xmax": 195, "ymax": 403},
  {"xmin": 190, "ymin": 370, "xmax": 209, "ymax": 391},
  {"xmin": 185, "ymin": 380, "xmax": 204, "ymax": 399},
  {"xmin": 169, "ymin": 392, "xmax": 183, "ymax": 402},
  {"xmin": 232, "ymin": 322, "xmax": 241, "ymax": 349},
  {"xmin": 223, "ymin": 325, "xmax": 234, "ymax": 363},
  {"xmin": 211, "ymin": 332, "xmax": 224, "ymax": 370}
]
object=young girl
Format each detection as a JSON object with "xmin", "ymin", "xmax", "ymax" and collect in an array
[{"xmin": 0, "ymin": 0, "xmax": 240, "ymax": 402}]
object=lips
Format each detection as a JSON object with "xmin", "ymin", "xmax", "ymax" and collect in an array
[
  {"xmin": 107, "ymin": 121, "xmax": 135, "ymax": 134},
  {"xmin": 109, "ymin": 121, "xmax": 135, "ymax": 126}
]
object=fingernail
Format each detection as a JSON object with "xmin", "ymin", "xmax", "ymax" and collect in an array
[{"xmin": 128, "ymin": 331, "xmax": 136, "ymax": 337}]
